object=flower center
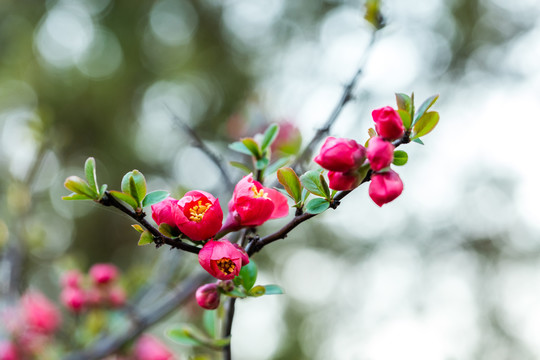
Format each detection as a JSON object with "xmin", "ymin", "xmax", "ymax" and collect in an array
[
  {"xmin": 189, "ymin": 201, "xmax": 212, "ymax": 222},
  {"xmin": 216, "ymin": 258, "xmax": 236, "ymax": 275},
  {"xmin": 251, "ymin": 186, "xmax": 268, "ymax": 199}
]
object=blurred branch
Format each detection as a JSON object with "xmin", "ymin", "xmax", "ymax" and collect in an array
[
  {"xmin": 99, "ymin": 191, "xmax": 201, "ymax": 255},
  {"xmin": 64, "ymin": 271, "xmax": 211, "ymax": 360},
  {"xmin": 165, "ymin": 105, "xmax": 234, "ymax": 189},
  {"xmin": 291, "ymin": 31, "xmax": 378, "ymax": 173}
]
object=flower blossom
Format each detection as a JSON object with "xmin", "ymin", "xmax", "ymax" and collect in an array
[
  {"xmin": 198, "ymin": 239, "xmax": 249, "ymax": 280},
  {"xmin": 175, "ymin": 190, "xmax": 223, "ymax": 241}
]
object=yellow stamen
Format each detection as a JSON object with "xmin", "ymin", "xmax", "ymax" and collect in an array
[
  {"xmin": 189, "ymin": 201, "xmax": 212, "ymax": 222},
  {"xmin": 216, "ymin": 258, "xmax": 236, "ymax": 275},
  {"xmin": 251, "ymin": 186, "xmax": 268, "ymax": 199}
]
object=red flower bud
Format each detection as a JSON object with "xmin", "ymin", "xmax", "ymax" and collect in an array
[
  {"xmin": 372, "ymin": 106, "xmax": 405, "ymax": 140},
  {"xmin": 89, "ymin": 263, "xmax": 118, "ymax": 285},
  {"xmin": 60, "ymin": 287, "xmax": 85, "ymax": 313},
  {"xmin": 366, "ymin": 136, "xmax": 394, "ymax": 171},
  {"xmin": 327, "ymin": 171, "xmax": 361, "ymax": 191},
  {"xmin": 151, "ymin": 197, "xmax": 181, "ymax": 228},
  {"xmin": 175, "ymin": 190, "xmax": 223, "ymax": 241},
  {"xmin": 198, "ymin": 239, "xmax": 248, "ymax": 280},
  {"xmin": 195, "ymin": 283, "xmax": 220, "ymax": 310},
  {"xmin": 134, "ymin": 334, "xmax": 175, "ymax": 360},
  {"xmin": 369, "ymin": 170, "xmax": 403, "ymax": 207},
  {"xmin": 21, "ymin": 291, "xmax": 61, "ymax": 334},
  {"xmin": 221, "ymin": 174, "xmax": 289, "ymax": 232},
  {"xmin": 314, "ymin": 137, "xmax": 366, "ymax": 172},
  {"xmin": 61, "ymin": 270, "xmax": 83, "ymax": 289}
]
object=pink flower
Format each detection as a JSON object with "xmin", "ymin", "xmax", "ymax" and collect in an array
[
  {"xmin": 369, "ymin": 170, "xmax": 403, "ymax": 207},
  {"xmin": 175, "ymin": 191, "xmax": 223, "ymax": 241},
  {"xmin": 314, "ymin": 137, "xmax": 366, "ymax": 172},
  {"xmin": 270, "ymin": 121, "xmax": 302, "ymax": 157},
  {"xmin": 60, "ymin": 287, "xmax": 86, "ymax": 313},
  {"xmin": 0, "ymin": 341, "xmax": 18, "ymax": 360},
  {"xmin": 89, "ymin": 263, "xmax": 119, "ymax": 285},
  {"xmin": 61, "ymin": 270, "xmax": 83, "ymax": 289},
  {"xmin": 108, "ymin": 286, "xmax": 127, "ymax": 308},
  {"xmin": 198, "ymin": 239, "xmax": 248, "ymax": 280},
  {"xmin": 21, "ymin": 291, "xmax": 61, "ymax": 334},
  {"xmin": 221, "ymin": 174, "xmax": 288, "ymax": 232},
  {"xmin": 366, "ymin": 136, "xmax": 394, "ymax": 171},
  {"xmin": 134, "ymin": 335, "xmax": 175, "ymax": 360},
  {"xmin": 195, "ymin": 283, "xmax": 220, "ymax": 310},
  {"xmin": 151, "ymin": 197, "xmax": 181, "ymax": 228},
  {"xmin": 328, "ymin": 171, "xmax": 361, "ymax": 191},
  {"xmin": 372, "ymin": 106, "xmax": 405, "ymax": 141}
]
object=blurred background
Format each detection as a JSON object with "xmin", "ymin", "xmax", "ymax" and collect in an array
[{"xmin": 1, "ymin": 0, "xmax": 540, "ymax": 359}]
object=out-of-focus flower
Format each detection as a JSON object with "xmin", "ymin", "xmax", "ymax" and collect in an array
[
  {"xmin": 175, "ymin": 191, "xmax": 223, "ymax": 241},
  {"xmin": 151, "ymin": 197, "xmax": 181, "ymax": 228},
  {"xmin": 270, "ymin": 120, "xmax": 302, "ymax": 157},
  {"xmin": 21, "ymin": 291, "xmax": 61, "ymax": 334},
  {"xmin": 134, "ymin": 334, "xmax": 175, "ymax": 360},
  {"xmin": 60, "ymin": 287, "xmax": 85, "ymax": 313},
  {"xmin": 195, "ymin": 283, "xmax": 220, "ymax": 310},
  {"xmin": 61, "ymin": 270, "xmax": 83, "ymax": 289},
  {"xmin": 369, "ymin": 170, "xmax": 403, "ymax": 207},
  {"xmin": 108, "ymin": 286, "xmax": 127, "ymax": 308},
  {"xmin": 0, "ymin": 340, "xmax": 18, "ymax": 360},
  {"xmin": 372, "ymin": 106, "xmax": 405, "ymax": 141},
  {"xmin": 221, "ymin": 174, "xmax": 288, "ymax": 233},
  {"xmin": 89, "ymin": 263, "xmax": 119, "ymax": 285},
  {"xmin": 198, "ymin": 239, "xmax": 248, "ymax": 280},
  {"xmin": 366, "ymin": 136, "xmax": 394, "ymax": 171},
  {"xmin": 314, "ymin": 137, "xmax": 366, "ymax": 172}
]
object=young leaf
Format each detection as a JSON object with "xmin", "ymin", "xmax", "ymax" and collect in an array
[
  {"xmin": 305, "ymin": 198, "xmax": 330, "ymax": 214},
  {"xmin": 167, "ymin": 326, "xmax": 205, "ymax": 347},
  {"xmin": 203, "ymin": 310, "xmax": 216, "ymax": 338},
  {"xmin": 138, "ymin": 230, "xmax": 154, "ymax": 246},
  {"xmin": 99, "ymin": 184, "xmax": 108, "ymax": 198},
  {"xmin": 109, "ymin": 190, "xmax": 139, "ymax": 210},
  {"xmin": 158, "ymin": 223, "xmax": 175, "ymax": 237},
  {"xmin": 241, "ymin": 138, "xmax": 262, "ymax": 159},
  {"xmin": 131, "ymin": 224, "xmax": 144, "ymax": 233},
  {"xmin": 255, "ymin": 158, "xmax": 269, "ymax": 170},
  {"xmin": 265, "ymin": 156, "xmax": 291, "ymax": 175},
  {"xmin": 229, "ymin": 141, "xmax": 253, "ymax": 156},
  {"xmin": 62, "ymin": 193, "xmax": 93, "ymax": 201},
  {"xmin": 395, "ymin": 93, "xmax": 412, "ymax": 113},
  {"xmin": 84, "ymin": 157, "xmax": 98, "ymax": 193},
  {"xmin": 64, "ymin": 176, "xmax": 97, "ymax": 199},
  {"xmin": 413, "ymin": 94, "xmax": 439, "ymax": 125},
  {"xmin": 239, "ymin": 261, "xmax": 257, "ymax": 291},
  {"xmin": 277, "ymin": 167, "xmax": 302, "ymax": 202},
  {"xmin": 248, "ymin": 285, "xmax": 266, "ymax": 297},
  {"xmin": 142, "ymin": 190, "xmax": 169, "ymax": 207},
  {"xmin": 393, "ymin": 150, "xmax": 408, "ymax": 166},
  {"xmin": 260, "ymin": 123, "xmax": 280, "ymax": 151},
  {"xmin": 412, "ymin": 111, "xmax": 439, "ymax": 139},
  {"xmin": 229, "ymin": 161, "xmax": 252, "ymax": 174},
  {"xmin": 263, "ymin": 284, "xmax": 284, "ymax": 295},
  {"xmin": 319, "ymin": 172, "xmax": 331, "ymax": 199},
  {"xmin": 300, "ymin": 170, "xmax": 326, "ymax": 197},
  {"xmin": 397, "ymin": 109, "xmax": 411, "ymax": 129},
  {"xmin": 413, "ymin": 138, "xmax": 425, "ymax": 145},
  {"xmin": 121, "ymin": 170, "xmax": 146, "ymax": 204},
  {"xmin": 367, "ymin": 127, "xmax": 377, "ymax": 138}
]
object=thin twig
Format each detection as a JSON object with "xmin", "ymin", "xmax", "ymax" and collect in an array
[{"xmin": 165, "ymin": 105, "xmax": 234, "ymax": 189}]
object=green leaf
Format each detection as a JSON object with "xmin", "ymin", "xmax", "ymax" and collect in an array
[
  {"xmin": 395, "ymin": 93, "xmax": 412, "ymax": 113},
  {"xmin": 142, "ymin": 190, "xmax": 169, "ymax": 207},
  {"xmin": 277, "ymin": 167, "xmax": 302, "ymax": 202},
  {"xmin": 263, "ymin": 284, "xmax": 284, "ymax": 295},
  {"xmin": 412, "ymin": 111, "xmax": 439, "ymax": 139},
  {"xmin": 319, "ymin": 172, "xmax": 331, "ymax": 199},
  {"xmin": 62, "ymin": 193, "xmax": 93, "ymax": 201},
  {"xmin": 248, "ymin": 285, "xmax": 266, "ymax": 297},
  {"xmin": 138, "ymin": 230, "xmax": 154, "ymax": 246},
  {"xmin": 109, "ymin": 190, "xmax": 139, "ymax": 210},
  {"xmin": 64, "ymin": 176, "xmax": 97, "ymax": 199},
  {"xmin": 255, "ymin": 158, "xmax": 269, "ymax": 170},
  {"xmin": 260, "ymin": 124, "xmax": 280, "ymax": 151},
  {"xmin": 305, "ymin": 198, "xmax": 330, "ymax": 214},
  {"xmin": 355, "ymin": 163, "xmax": 371, "ymax": 184},
  {"xmin": 239, "ymin": 261, "xmax": 257, "ymax": 291},
  {"xmin": 99, "ymin": 184, "xmax": 108, "ymax": 198},
  {"xmin": 228, "ymin": 141, "xmax": 253, "ymax": 156},
  {"xmin": 121, "ymin": 170, "xmax": 146, "ymax": 204},
  {"xmin": 203, "ymin": 310, "xmax": 216, "ymax": 338},
  {"xmin": 84, "ymin": 157, "xmax": 98, "ymax": 193},
  {"xmin": 168, "ymin": 326, "xmax": 205, "ymax": 347},
  {"xmin": 300, "ymin": 170, "xmax": 326, "ymax": 197},
  {"xmin": 392, "ymin": 150, "xmax": 408, "ymax": 166},
  {"xmin": 413, "ymin": 138, "xmax": 424, "ymax": 145},
  {"xmin": 241, "ymin": 138, "xmax": 262, "ymax": 159},
  {"xmin": 367, "ymin": 127, "xmax": 377, "ymax": 138},
  {"xmin": 397, "ymin": 109, "xmax": 411, "ymax": 129},
  {"xmin": 158, "ymin": 223, "xmax": 175, "ymax": 237},
  {"xmin": 225, "ymin": 288, "xmax": 247, "ymax": 298},
  {"xmin": 131, "ymin": 224, "xmax": 144, "ymax": 233},
  {"xmin": 229, "ymin": 161, "xmax": 252, "ymax": 174},
  {"xmin": 265, "ymin": 156, "xmax": 291, "ymax": 175},
  {"xmin": 413, "ymin": 94, "xmax": 439, "ymax": 125}
]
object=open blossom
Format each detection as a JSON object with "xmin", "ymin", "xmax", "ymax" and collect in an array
[
  {"xmin": 369, "ymin": 170, "xmax": 403, "ymax": 207},
  {"xmin": 195, "ymin": 283, "xmax": 220, "ymax": 309},
  {"xmin": 198, "ymin": 239, "xmax": 249, "ymax": 280},
  {"xmin": 89, "ymin": 263, "xmax": 118, "ymax": 285},
  {"xmin": 314, "ymin": 137, "xmax": 366, "ymax": 172},
  {"xmin": 221, "ymin": 174, "xmax": 288, "ymax": 232},
  {"xmin": 372, "ymin": 106, "xmax": 405, "ymax": 141},
  {"xmin": 21, "ymin": 291, "xmax": 61, "ymax": 334},
  {"xmin": 366, "ymin": 136, "xmax": 394, "ymax": 171},
  {"xmin": 175, "ymin": 190, "xmax": 223, "ymax": 241},
  {"xmin": 134, "ymin": 335, "xmax": 175, "ymax": 360},
  {"xmin": 151, "ymin": 197, "xmax": 181, "ymax": 228}
]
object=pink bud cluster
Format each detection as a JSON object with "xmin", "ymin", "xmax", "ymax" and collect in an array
[
  {"xmin": 133, "ymin": 334, "xmax": 176, "ymax": 360},
  {"xmin": 59, "ymin": 263, "xmax": 126, "ymax": 313},
  {"xmin": 314, "ymin": 106, "xmax": 405, "ymax": 206}
]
